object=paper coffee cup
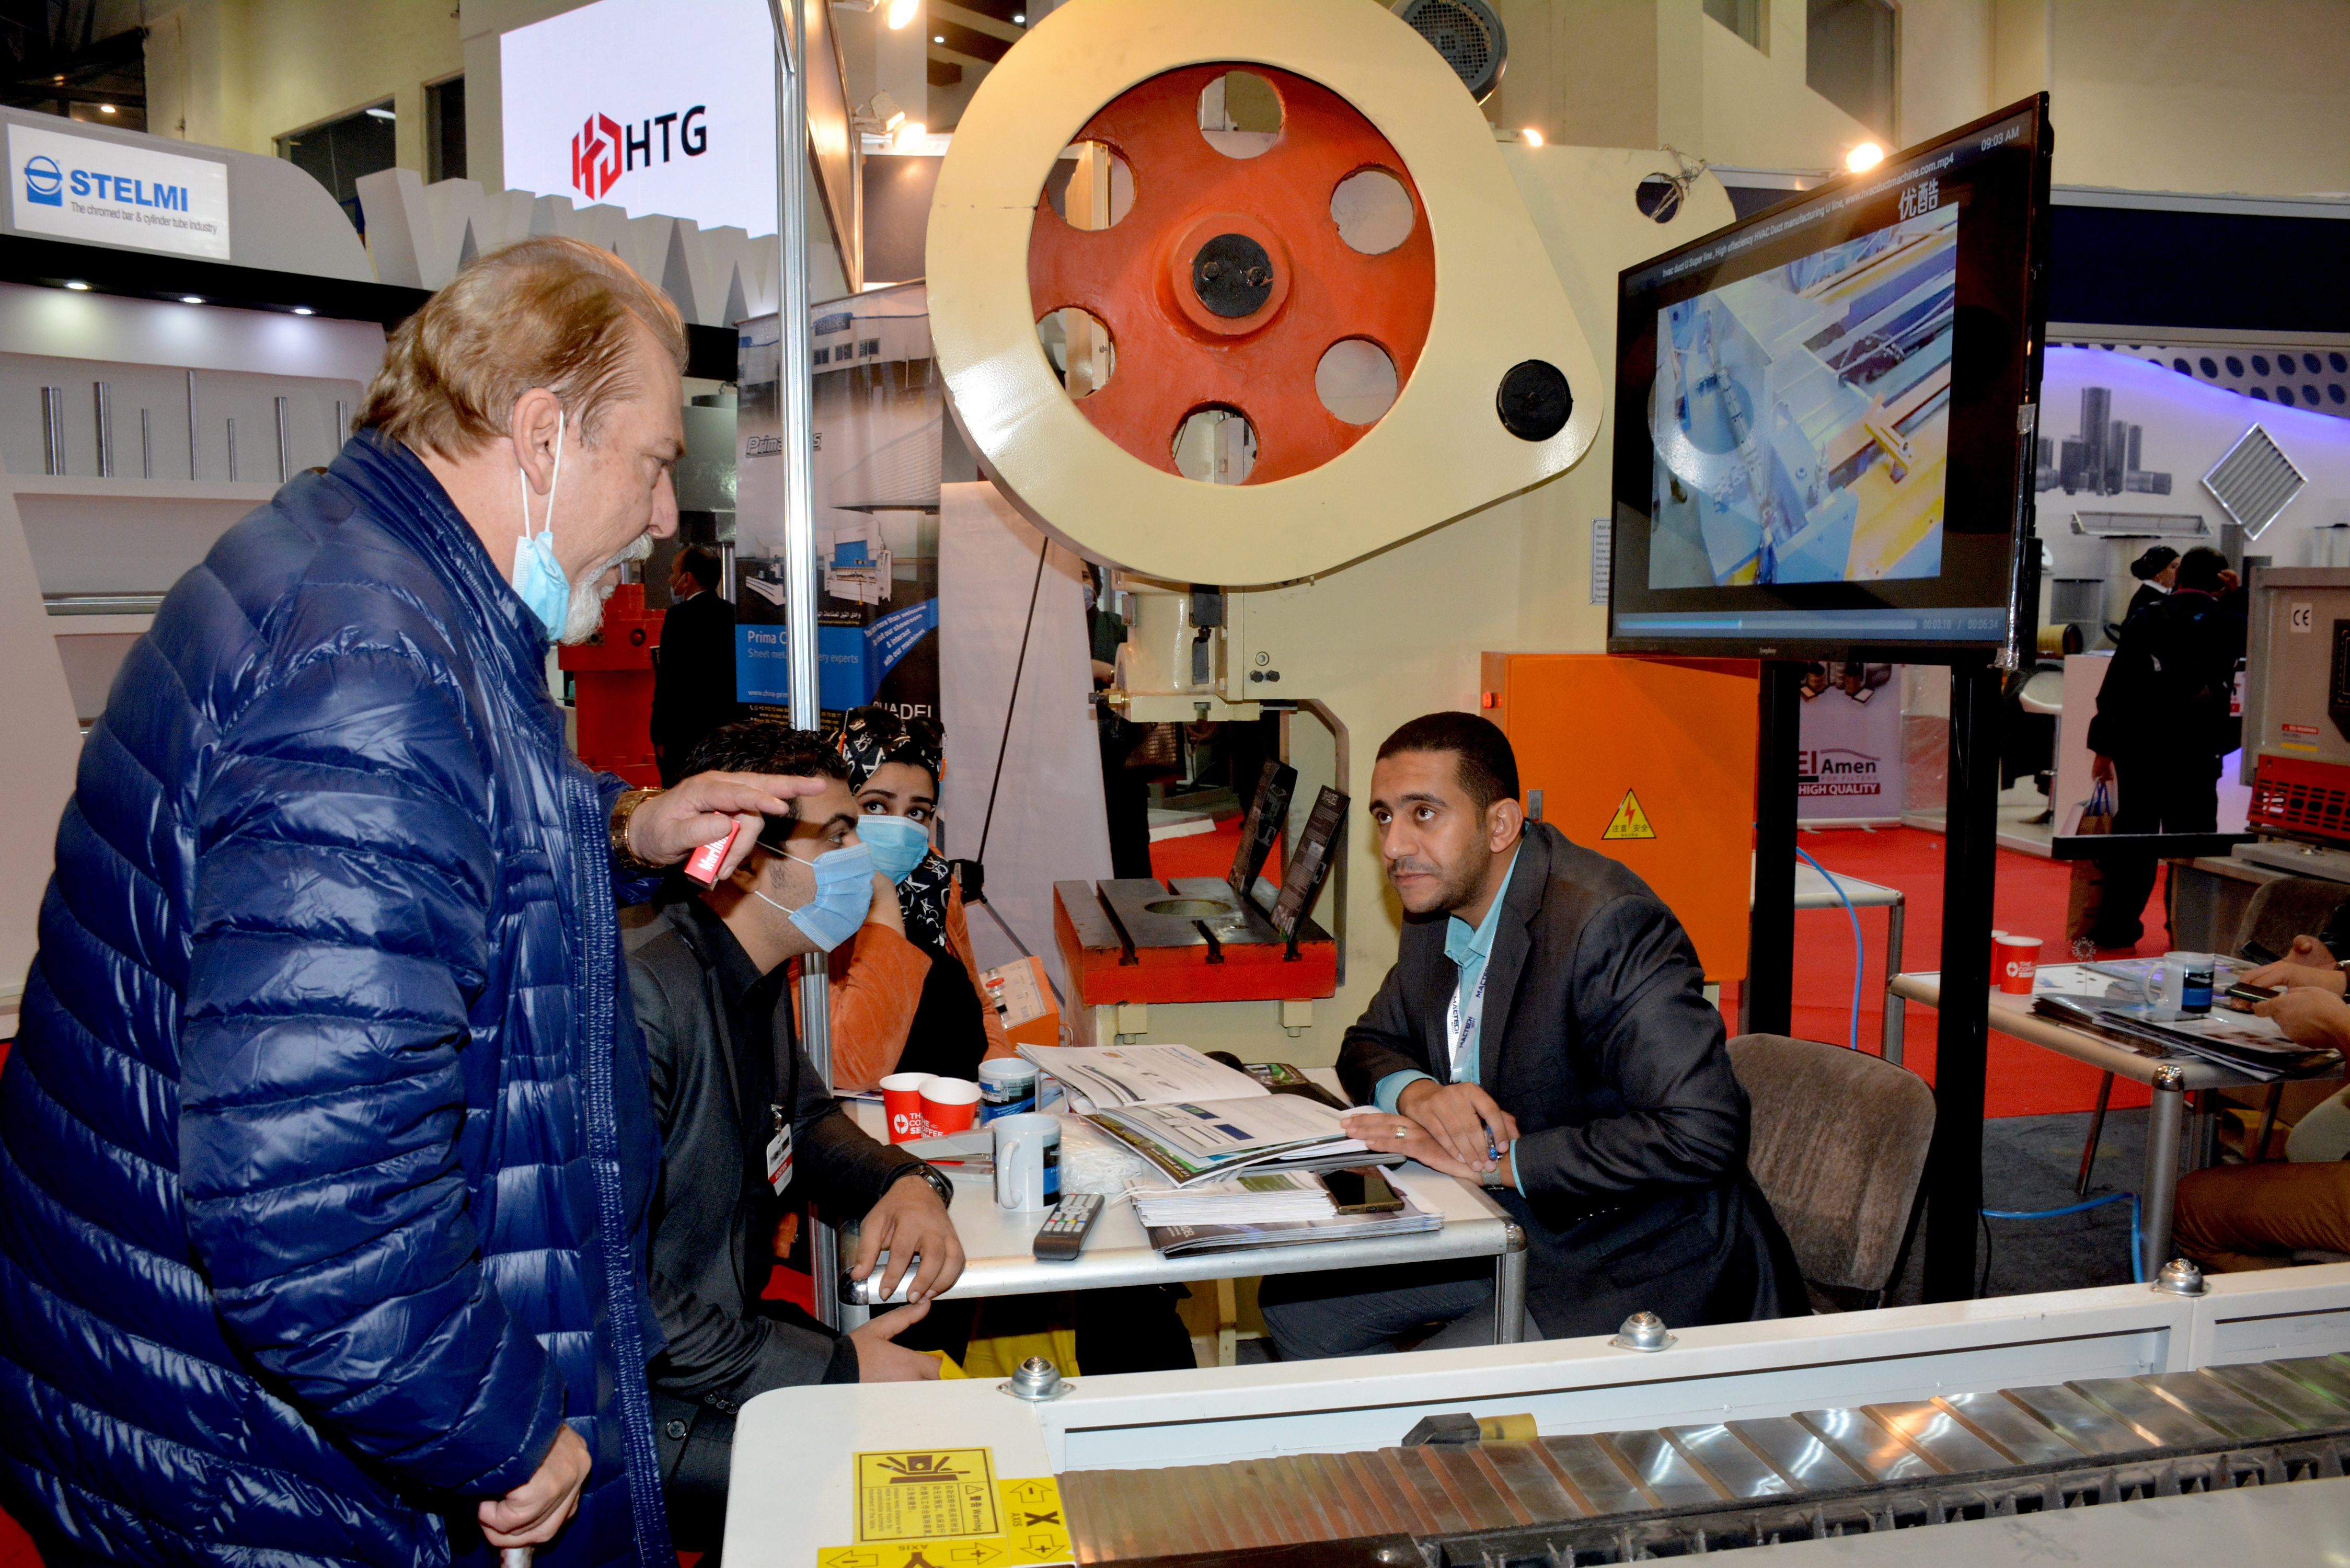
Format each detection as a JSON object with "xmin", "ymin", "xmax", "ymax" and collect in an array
[
  {"xmin": 880, "ymin": 1072, "xmax": 935, "ymax": 1143},
  {"xmin": 1995, "ymin": 932, "xmax": 2042, "ymax": 995},
  {"xmin": 919, "ymin": 1077, "xmax": 982, "ymax": 1135}
]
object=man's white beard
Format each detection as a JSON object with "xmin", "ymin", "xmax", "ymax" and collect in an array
[{"xmin": 559, "ymin": 532, "xmax": 655, "ymax": 645}]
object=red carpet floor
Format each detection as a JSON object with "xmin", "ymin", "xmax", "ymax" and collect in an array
[
  {"xmin": 1156, "ymin": 819, "xmax": 2173, "ymax": 1119},
  {"xmin": 1765, "ymin": 824, "xmax": 2170, "ymax": 1117}
]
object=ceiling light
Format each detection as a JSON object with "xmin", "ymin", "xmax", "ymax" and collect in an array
[
  {"xmin": 884, "ymin": 0, "xmax": 917, "ymax": 27},
  {"xmin": 1520, "ymin": 127, "xmax": 1543, "ymax": 147},
  {"xmin": 292, "ymin": 306, "xmax": 315, "ymax": 316},
  {"xmin": 98, "ymin": 103, "xmax": 115, "ymax": 114},
  {"xmin": 1012, "ymin": 10, "xmax": 1024, "ymax": 19},
  {"xmin": 180, "ymin": 295, "xmax": 204, "ymax": 305},
  {"xmin": 63, "ymin": 280, "xmax": 90, "ymax": 291},
  {"xmin": 892, "ymin": 121, "xmax": 927, "ymax": 152},
  {"xmin": 1845, "ymin": 142, "xmax": 1884, "ymax": 172},
  {"xmin": 934, "ymin": 33, "xmax": 945, "ymax": 42},
  {"xmin": 365, "ymin": 106, "xmax": 396, "ymax": 120}
]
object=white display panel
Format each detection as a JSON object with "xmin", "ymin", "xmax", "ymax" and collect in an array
[
  {"xmin": 7, "ymin": 121, "xmax": 229, "ymax": 259},
  {"xmin": 500, "ymin": 0, "xmax": 778, "ymax": 236}
]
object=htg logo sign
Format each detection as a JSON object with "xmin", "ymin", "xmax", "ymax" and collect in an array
[{"xmin": 24, "ymin": 155, "xmax": 61, "ymax": 206}]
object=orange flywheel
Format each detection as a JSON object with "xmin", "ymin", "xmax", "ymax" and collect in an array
[{"xmin": 1027, "ymin": 64, "xmax": 1437, "ymax": 485}]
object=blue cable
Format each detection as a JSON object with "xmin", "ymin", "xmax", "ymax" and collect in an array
[
  {"xmin": 1982, "ymin": 1191, "xmax": 2145, "ymax": 1285},
  {"xmin": 1794, "ymin": 845, "xmax": 1864, "ymax": 1051}
]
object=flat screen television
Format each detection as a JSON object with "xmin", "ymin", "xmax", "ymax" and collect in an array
[{"xmin": 1608, "ymin": 96, "xmax": 2053, "ymax": 662}]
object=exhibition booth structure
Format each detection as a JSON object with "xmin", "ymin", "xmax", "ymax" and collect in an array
[{"xmin": 1, "ymin": 0, "xmax": 2348, "ymax": 1561}]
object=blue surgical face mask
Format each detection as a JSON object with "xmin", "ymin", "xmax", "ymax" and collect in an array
[
  {"xmin": 511, "ymin": 409, "xmax": 569, "ymax": 637},
  {"xmin": 753, "ymin": 839, "xmax": 874, "ymax": 951},
  {"xmin": 859, "ymin": 814, "xmax": 931, "ymax": 884}
]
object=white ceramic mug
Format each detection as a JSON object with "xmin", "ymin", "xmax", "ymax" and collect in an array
[
  {"xmin": 2139, "ymin": 951, "xmax": 2216, "ymax": 1014},
  {"xmin": 993, "ymin": 1112, "xmax": 1062, "ymax": 1213}
]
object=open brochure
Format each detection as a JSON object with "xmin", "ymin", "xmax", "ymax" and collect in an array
[
  {"xmin": 1142, "ymin": 1180, "xmax": 1442, "ymax": 1258},
  {"xmin": 1019, "ymin": 1042, "xmax": 1400, "ymax": 1187},
  {"xmin": 2033, "ymin": 994, "xmax": 2345, "ymax": 1082},
  {"xmin": 1017, "ymin": 1043, "xmax": 1265, "ymax": 1111}
]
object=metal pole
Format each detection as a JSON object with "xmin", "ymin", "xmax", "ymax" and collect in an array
[
  {"xmin": 768, "ymin": 0, "xmax": 837, "ymax": 1326},
  {"xmin": 1744, "ymin": 661, "xmax": 1801, "ymax": 1036},
  {"xmin": 1880, "ymin": 894, "xmax": 1905, "ymax": 1065},
  {"xmin": 1922, "ymin": 655, "xmax": 2001, "ymax": 1301},
  {"xmin": 274, "ymin": 396, "xmax": 291, "ymax": 483},
  {"xmin": 93, "ymin": 383, "xmax": 112, "ymax": 478},
  {"xmin": 41, "ymin": 386, "xmax": 64, "ymax": 475},
  {"xmin": 140, "ymin": 408, "xmax": 152, "ymax": 478},
  {"xmin": 186, "ymin": 370, "xmax": 200, "ymax": 480},
  {"xmin": 226, "ymin": 418, "xmax": 238, "ymax": 482},
  {"xmin": 2143, "ymin": 1064, "xmax": 2185, "ymax": 1280}
]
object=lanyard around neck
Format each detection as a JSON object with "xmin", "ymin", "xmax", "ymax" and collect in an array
[{"xmin": 1447, "ymin": 956, "xmax": 1490, "ymax": 1082}]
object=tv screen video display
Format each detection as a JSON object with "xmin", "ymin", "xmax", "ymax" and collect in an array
[{"xmin": 1609, "ymin": 97, "xmax": 2052, "ymax": 660}]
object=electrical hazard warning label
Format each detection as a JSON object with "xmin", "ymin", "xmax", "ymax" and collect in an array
[
  {"xmin": 825, "ymin": 1476, "xmax": 1070, "ymax": 1568},
  {"xmin": 1602, "ymin": 789, "xmax": 1655, "ymax": 840},
  {"xmin": 855, "ymin": 1448, "xmax": 1001, "ymax": 1542}
]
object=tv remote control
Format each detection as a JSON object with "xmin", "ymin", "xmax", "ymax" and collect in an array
[{"xmin": 1032, "ymin": 1192, "xmax": 1103, "ymax": 1261}]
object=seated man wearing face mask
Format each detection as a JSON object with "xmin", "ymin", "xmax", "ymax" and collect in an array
[{"xmin": 626, "ymin": 720, "xmax": 964, "ymax": 1552}]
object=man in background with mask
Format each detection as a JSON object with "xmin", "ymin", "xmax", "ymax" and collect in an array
[
  {"xmin": 0, "ymin": 237, "xmax": 817, "ymax": 1568},
  {"xmin": 628, "ymin": 719, "xmax": 962, "ymax": 1550}
]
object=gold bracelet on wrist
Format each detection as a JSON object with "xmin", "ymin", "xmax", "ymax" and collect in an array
[{"xmin": 609, "ymin": 787, "xmax": 669, "ymax": 875}]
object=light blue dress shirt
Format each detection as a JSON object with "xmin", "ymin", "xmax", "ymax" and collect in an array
[{"xmin": 1372, "ymin": 848, "xmax": 1524, "ymax": 1188}]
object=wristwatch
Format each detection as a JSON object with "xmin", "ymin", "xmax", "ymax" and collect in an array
[
  {"xmin": 608, "ymin": 787, "xmax": 667, "ymax": 876},
  {"xmin": 889, "ymin": 1160, "xmax": 954, "ymax": 1211}
]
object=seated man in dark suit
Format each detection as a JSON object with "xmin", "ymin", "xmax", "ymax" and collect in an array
[
  {"xmin": 653, "ymin": 544, "xmax": 744, "ymax": 785},
  {"xmin": 1260, "ymin": 712, "xmax": 1806, "ymax": 1356}
]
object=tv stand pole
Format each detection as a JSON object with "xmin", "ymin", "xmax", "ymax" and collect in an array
[
  {"xmin": 1923, "ymin": 655, "xmax": 2000, "ymax": 1301},
  {"xmin": 1744, "ymin": 661, "xmax": 1802, "ymax": 1036}
]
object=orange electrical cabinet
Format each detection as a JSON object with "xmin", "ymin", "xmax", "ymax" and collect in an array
[
  {"xmin": 560, "ymin": 583, "xmax": 663, "ymax": 786},
  {"xmin": 1481, "ymin": 653, "xmax": 1758, "ymax": 981}
]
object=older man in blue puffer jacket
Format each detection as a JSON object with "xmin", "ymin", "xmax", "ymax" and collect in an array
[{"xmin": 0, "ymin": 237, "xmax": 815, "ymax": 1568}]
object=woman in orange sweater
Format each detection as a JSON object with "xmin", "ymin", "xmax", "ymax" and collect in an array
[{"xmin": 807, "ymin": 708, "xmax": 1012, "ymax": 1091}]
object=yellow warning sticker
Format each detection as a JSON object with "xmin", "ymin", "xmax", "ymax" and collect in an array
[
  {"xmin": 854, "ymin": 1448, "xmax": 1001, "ymax": 1543},
  {"xmin": 1602, "ymin": 789, "xmax": 1656, "ymax": 840},
  {"xmin": 826, "ymin": 1478, "xmax": 1069, "ymax": 1568}
]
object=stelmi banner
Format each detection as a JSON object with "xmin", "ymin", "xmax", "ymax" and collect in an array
[{"xmin": 7, "ymin": 121, "xmax": 229, "ymax": 259}]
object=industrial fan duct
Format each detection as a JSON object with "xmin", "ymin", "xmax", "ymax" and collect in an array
[
  {"xmin": 925, "ymin": 0, "xmax": 1599, "ymax": 586},
  {"xmin": 1397, "ymin": 0, "xmax": 1507, "ymax": 102}
]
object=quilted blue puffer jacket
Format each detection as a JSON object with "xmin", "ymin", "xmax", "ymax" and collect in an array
[{"xmin": 0, "ymin": 431, "xmax": 672, "ymax": 1568}]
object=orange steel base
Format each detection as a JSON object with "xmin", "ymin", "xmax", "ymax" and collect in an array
[
  {"xmin": 1481, "ymin": 653, "xmax": 1759, "ymax": 981},
  {"xmin": 1054, "ymin": 879, "xmax": 1338, "ymax": 1010}
]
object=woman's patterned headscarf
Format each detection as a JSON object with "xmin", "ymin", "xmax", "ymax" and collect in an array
[{"xmin": 835, "ymin": 706, "xmax": 954, "ymax": 950}]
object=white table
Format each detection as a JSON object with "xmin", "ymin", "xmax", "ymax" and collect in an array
[
  {"xmin": 1888, "ymin": 964, "xmax": 2280, "ymax": 1278},
  {"xmin": 842, "ymin": 1092, "xmax": 1530, "ymax": 1342},
  {"xmin": 1791, "ymin": 859, "xmax": 1907, "ymax": 1063}
]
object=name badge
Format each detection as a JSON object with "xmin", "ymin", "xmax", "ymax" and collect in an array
[{"xmin": 766, "ymin": 1106, "xmax": 794, "ymax": 1195}]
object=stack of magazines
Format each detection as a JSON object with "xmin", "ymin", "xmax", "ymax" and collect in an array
[
  {"xmin": 1130, "ymin": 1171, "xmax": 1444, "ymax": 1258},
  {"xmin": 1019, "ymin": 1043, "xmax": 1402, "ymax": 1187},
  {"xmin": 2033, "ymin": 994, "xmax": 2345, "ymax": 1081}
]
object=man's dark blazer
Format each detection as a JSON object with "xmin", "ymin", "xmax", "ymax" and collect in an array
[
  {"xmin": 652, "ymin": 588, "xmax": 743, "ymax": 783},
  {"xmin": 1339, "ymin": 821, "xmax": 1807, "ymax": 1338}
]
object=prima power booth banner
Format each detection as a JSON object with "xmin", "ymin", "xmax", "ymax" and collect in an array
[
  {"xmin": 735, "ymin": 282, "xmax": 943, "ymax": 727},
  {"xmin": 1797, "ymin": 662, "xmax": 1905, "ymax": 824}
]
